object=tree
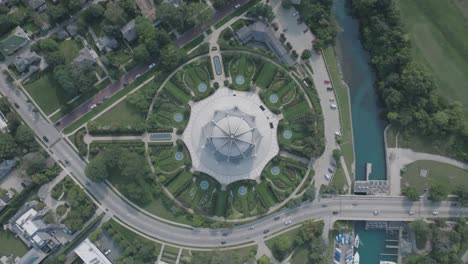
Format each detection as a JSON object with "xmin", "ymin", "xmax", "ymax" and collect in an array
[
  {"xmin": 272, "ymin": 235, "xmax": 292, "ymax": 260},
  {"xmin": 402, "ymin": 186, "xmax": 420, "ymax": 201},
  {"xmin": 82, "ymin": 3, "xmax": 105, "ymax": 22},
  {"xmin": 85, "ymin": 156, "xmax": 108, "ymax": 182},
  {"xmin": 303, "ymin": 185, "xmax": 316, "ymax": 201},
  {"xmin": 246, "ymin": 3, "xmax": 275, "ymax": 22},
  {"xmin": 332, "ymin": 149, "xmax": 341, "ymax": 163},
  {"xmin": 0, "ymin": 133, "xmax": 17, "ymax": 161},
  {"xmin": 281, "ymin": 0, "xmax": 292, "ymax": 9},
  {"xmin": 0, "ymin": 97, "xmax": 9, "ymax": 114},
  {"xmin": 14, "ymin": 124, "xmax": 36, "ymax": 150},
  {"xmin": 46, "ymin": 51, "xmax": 66, "ymax": 68},
  {"xmin": 54, "ymin": 65, "xmax": 78, "ymax": 97},
  {"xmin": 133, "ymin": 43, "xmax": 151, "ymax": 63},
  {"xmin": 455, "ymin": 186, "xmax": 468, "ymax": 206},
  {"xmin": 409, "ymin": 220, "xmax": 429, "ymax": 246},
  {"xmin": 258, "ymin": 255, "xmax": 270, "ymax": 264},
  {"xmin": 21, "ymin": 152, "xmax": 47, "ymax": 175},
  {"xmin": 160, "ymin": 45, "xmax": 181, "ymax": 69},
  {"xmin": 158, "ymin": 3, "xmax": 182, "ymax": 30},
  {"xmin": 104, "ymin": 1, "xmax": 127, "ymax": 26},
  {"xmin": 301, "ymin": 49, "xmax": 312, "ymax": 60},
  {"xmin": 195, "ymin": 8, "xmax": 213, "ymax": 26},
  {"xmin": 429, "ymin": 183, "xmax": 448, "ymax": 202}
]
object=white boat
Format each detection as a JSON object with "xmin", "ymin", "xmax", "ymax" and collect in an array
[
  {"xmin": 353, "ymin": 252, "xmax": 360, "ymax": 264},
  {"xmin": 379, "ymin": 262, "xmax": 397, "ymax": 264},
  {"xmin": 354, "ymin": 234, "xmax": 360, "ymax": 248}
]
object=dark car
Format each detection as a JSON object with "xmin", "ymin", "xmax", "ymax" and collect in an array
[
  {"xmin": 42, "ymin": 136, "xmax": 49, "ymax": 143},
  {"xmin": 221, "ymin": 241, "xmax": 226, "ymax": 245},
  {"xmin": 13, "ymin": 103, "xmax": 20, "ymax": 109},
  {"xmin": 328, "ymin": 168, "xmax": 334, "ymax": 173},
  {"xmin": 332, "ymin": 211, "xmax": 339, "ymax": 215},
  {"xmin": 64, "ymin": 160, "xmax": 70, "ymax": 166},
  {"xmin": 274, "ymin": 216, "xmax": 280, "ymax": 221},
  {"xmin": 222, "ymin": 232, "xmax": 229, "ymax": 236},
  {"xmin": 263, "ymin": 229, "xmax": 270, "ymax": 234}
]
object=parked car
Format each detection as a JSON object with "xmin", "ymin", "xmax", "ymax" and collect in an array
[
  {"xmin": 326, "ymin": 86, "xmax": 333, "ymax": 91},
  {"xmin": 408, "ymin": 211, "xmax": 415, "ymax": 215},
  {"xmin": 303, "ymin": 28, "xmax": 309, "ymax": 33},
  {"xmin": 263, "ymin": 229, "xmax": 270, "ymax": 234},
  {"xmin": 324, "ymin": 80, "xmax": 331, "ymax": 84},
  {"xmin": 282, "ymin": 27, "xmax": 288, "ymax": 32},
  {"xmin": 335, "ymin": 131, "xmax": 342, "ymax": 137},
  {"xmin": 292, "ymin": 11, "xmax": 299, "ymax": 17},
  {"xmin": 42, "ymin": 136, "xmax": 49, "ymax": 143},
  {"xmin": 221, "ymin": 241, "xmax": 226, "ymax": 245},
  {"xmin": 324, "ymin": 174, "xmax": 331, "ymax": 181},
  {"xmin": 321, "ymin": 204, "xmax": 328, "ymax": 207},
  {"xmin": 148, "ymin": 63, "xmax": 156, "ymax": 69},
  {"xmin": 90, "ymin": 104, "xmax": 97, "ymax": 109},
  {"xmin": 332, "ymin": 211, "xmax": 339, "ymax": 215},
  {"xmin": 248, "ymin": 226, "xmax": 255, "ymax": 230},
  {"xmin": 64, "ymin": 160, "xmax": 70, "ymax": 166},
  {"xmin": 284, "ymin": 220, "xmax": 292, "ymax": 225},
  {"xmin": 373, "ymin": 210, "xmax": 380, "ymax": 215},
  {"xmin": 330, "ymin": 104, "xmax": 337, "ymax": 109},
  {"xmin": 274, "ymin": 216, "xmax": 280, "ymax": 221},
  {"xmin": 328, "ymin": 168, "xmax": 334, "ymax": 173},
  {"xmin": 235, "ymin": 3, "xmax": 241, "ymax": 8},
  {"xmin": 104, "ymin": 249, "xmax": 111, "ymax": 255}
]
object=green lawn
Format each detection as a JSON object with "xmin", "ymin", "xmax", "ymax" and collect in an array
[
  {"xmin": 401, "ymin": 160, "xmax": 468, "ymax": 194},
  {"xmin": 93, "ymin": 99, "xmax": 145, "ymax": 127},
  {"xmin": 331, "ymin": 165, "xmax": 348, "ymax": 193},
  {"xmin": 58, "ymin": 39, "xmax": 82, "ymax": 64},
  {"xmin": 229, "ymin": 55, "xmax": 255, "ymax": 91},
  {"xmin": 149, "ymin": 142, "xmax": 190, "ymax": 174},
  {"xmin": 265, "ymin": 226, "xmax": 302, "ymax": 259},
  {"xmin": 0, "ymin": 231, "xmax": 28, "ymax": 257},
  {"xmin": 24, "ymin": 72, "xmax": 65, "ymax": 114},
  {"xmin": 164, "ymin": 81, "xmax": 191, "ymax": 105},
  {"xmin": 147, "ymin": 99, "xmax": 189, "ymax": 133},
  {"xmin": 254, "ymin": 61, "xmax": 277, "ymax": 89},
  {"xmin": 396, "ymin": 0, "xmax": 468, "ymax": 116},
  {"xmin": 323, "ymin": 47, "xmax": 354, "ymax": 169},
  {"xmin": 182, "ymin": 64, "xmax": 212, "ymax": 100},
  {"xmin": 177, "ymin": 173, "xmax": 220, "ymax": 215}
]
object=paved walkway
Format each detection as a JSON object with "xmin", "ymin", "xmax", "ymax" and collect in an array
[{"xmin": 387, "ymin": 148, "xmax": 468, "ymax": 195}]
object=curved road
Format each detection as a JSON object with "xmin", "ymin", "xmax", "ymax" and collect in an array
[{"xmin": 2, "ymin": 71, "xmax": 468, "ymax": 249}]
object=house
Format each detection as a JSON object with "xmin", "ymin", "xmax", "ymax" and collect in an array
[
  {"xmin": 0, "ymin": 190, "xmax": 14, "ymax": 213},
  {"xmin": 135, "ymin": 0, "xmax": 156, "ymax": 21},
  {"xmin": 73, "ymin": 48, "xmax": 96, "ymax": 65},
  {"xmin": 0, "ymin": 27, "xmax": 30, "ymax": 56},
  {"xmin": 236, "ymin": 22, "xmax": 295, "ymax": 66},
  {"xmin": 74, "ymin": 238, "xmax": 112, "ymax": 264},
  {"xmin": 65, "ymin": 23, "xmax": 78, "ymax": 36},
  {"xmin": 96, "ymin": 36, "xmax": 118, "ymax": 53},
  {"xmin": 55, "ymin": 29, "xmax": 69, "ymax": 40},
  {"xmin": 27, "ymin": 0, "xmax": 46, "ymax": 12},
  {"xmin": 0, "ymin": 159, "xmax": 15, "ymax": 178},
  {"xmin": 121, "ymin": 19, "xmax": 137, "ymax": 42},
  {"xmin": 7, "ymin": 204, "xmax": 66, "ymax": 252},
  {"xmin": 14, "ymin": 51, "xmax": 41, "ymax": 73}
]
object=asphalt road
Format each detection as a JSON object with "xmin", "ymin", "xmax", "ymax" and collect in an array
[{"xmin": 0, "ymin": 77, "xmax": 465, "ymax": 248}]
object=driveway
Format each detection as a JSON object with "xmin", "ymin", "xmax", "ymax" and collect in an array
[{"xmin": 0, "ymin": 170, "xmax": 25, "ymax": 193}]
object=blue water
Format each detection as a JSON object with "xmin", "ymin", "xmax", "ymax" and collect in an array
[
  {"xmin": 213, "ymin": 56, "xmax": 222, "ymax": 76},
  {"xmin": 149, "ymin": 134, "xmax": 172, "ymax": 141},
  {"xmin": 333, "ymin": 0, "xmax": 387, "ymax": 181},
  {"xmin": 354, "ymin": 222, "xmax": 398, "ymax": 263}
]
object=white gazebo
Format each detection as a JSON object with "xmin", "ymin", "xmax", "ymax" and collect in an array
[{"xmin": 182, "ymin": 88, "xmax": 280, "ymax": 186}]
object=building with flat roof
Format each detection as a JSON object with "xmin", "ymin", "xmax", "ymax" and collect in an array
[
  {"xmin": 236, "ymin": 22, "xmax": 295, "ymax": 66},
  {"xmin": 74, "ymin": 238, "xmax": 112, "ymax": 264},
  {"xmin": 0, "ymin": 27, "xmax": 29, "ymax": 56}
]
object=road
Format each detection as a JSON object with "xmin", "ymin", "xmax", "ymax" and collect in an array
[{"xmin": 0, "ymin": 75, "xmax": 464, "ymax": 248}]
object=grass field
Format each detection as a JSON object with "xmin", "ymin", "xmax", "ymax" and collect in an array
[
  {"xmin": 324, "ymin": 47, "xmax": 354, "ymax": 170},
  {"xmin": 397, "ymin": 0, "xmax": 468, "ymax": 116},
  {"xmin": 24, "ymin": 71, "xmax": 65, "ymax": 114},
  {"xmin": 0, "ymin": 231, "xmax": 28, "ymax": 257},
  {"xmin": 182, "ymin": 64, "xmax": 211, "ymax": 99},
  {"xmin": 164, "ymin": 81, "xmax": 191, "ymax": 105},
  {"xmin": 58, "ymin": 39, "xmax": 82, "ymax": 64},
  {"xmin": 265, "ymin": 226, "xmax": 302, "ymax": 260},
  {"xmin": 147, "ymin": 100, "xmax": 189, "ymax": 132},
  {"xmin": 93, "ymin": 99, "xmax": 145, "ymax": 127},
  {"xmin": 401, "ymin": 160, "xmax": 468, "ymax": 194},
  {"xmin": 229, "ymin": 55, "xmax": 255, "ymax": 91},
  {"xmin": 254, "ymin": 61, "xmax": 277, "ymax": 89}
]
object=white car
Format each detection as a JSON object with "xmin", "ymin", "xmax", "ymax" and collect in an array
[
  {"xmin": 284, "ymin": 220, "xmax": 292, "ymax": 225},
  {"xmin": 234, "ymin": 3, "xmax": 241, "ymax": 8},
  {"xmin": 373, "ymin": 210, "xmax": 380, "ymax": 215},
  {"xmin": 324, "ymin": 174, "xmax": 331, "ymax": 181},
  {"xmin": 334, "ymin": 131, "xmax": 341, "ymax": 137},
  {"xmin": 432, "ymin": 211, "xmax": 439, "ymax": 215},
  {"xmin": 248, "ymin": 226, "xmax": 255, "ymax": 230},
  {"xmin": 90, "ymin": 104, "xmax": 97, "ymax": 110},
  {"xmin": 292, "ymin": 11, "xmax": 299, "ymax": 17},
  {"xmin": 329, "ymin": 97, "xmax": 335, "ymax": 102},
  {"xmin": 148, "ymin": 63, "xmax": 156, "ymax": 69},
  {"xmin": 330, "ymin": 104, "xmax": 337, "ymax": 109},
  {"xmin": 104, "ymin": 249, "xmax": 111, "ymax": 255},
  {"xmin": 408, "ymin": 211, "xmax": 415, "ymax": 215}
]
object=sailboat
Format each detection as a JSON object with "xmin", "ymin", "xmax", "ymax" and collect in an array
[
  {"xmin": 354, "ymin": 234, "xmax": 360, "ymax": 248},
  {"xmin": 353, "ymin": 252, "xmax": 360, "ymax": 264}
]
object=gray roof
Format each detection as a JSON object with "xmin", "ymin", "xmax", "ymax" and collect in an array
[
  {"xmin": 14, "ymin": 51, "xmax": 40, "ymax": 73},
  {"xmin": 0, "ymin": 159, "xmax": 15, "ymax": 178},
  {"xmin": 55, "ymin": 29, "xmax": 69, "ymax": 40},
  {"xmin": 236, "ymin": 22, "xmax": 295, "ymax": 66},
  {"xmin": 96, "ymin": 36, "xmax": 118, "ymax": 52},
  {"xmin": 65, "ymin": 23, "xmax": 78, "ymax": 36},
  {"xmin": 121, "ymin": 19, "xmax": 137, "ymax": 42},
  {"xmin": 73, "ymin": 48, "xmax": 95, "ymax": 64},
  {"xmin": 27, "ymin": 0, "xmax": 46, "ymax": 11}
]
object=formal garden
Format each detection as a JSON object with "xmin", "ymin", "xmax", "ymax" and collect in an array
[{"xmin": 83, "ymin": 53, "xmax": 323, "ymax": 223}]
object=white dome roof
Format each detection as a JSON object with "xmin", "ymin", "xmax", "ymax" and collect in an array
[{"xmin": 210, "ymin": 115, "xmax": 254, "ymax": 159}]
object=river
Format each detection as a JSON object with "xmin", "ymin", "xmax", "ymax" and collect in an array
[
  {"xmin": 333, "ymin": 0, "xmax": 387, "ymax": 181},
  {"xmin": 332, "ymin": 0, "xmax": 395, "ymax": 262}
]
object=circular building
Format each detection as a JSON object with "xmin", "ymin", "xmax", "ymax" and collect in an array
[{"xmin": 182, "ymin": 88, "xmax": 280, "ymax": 185}]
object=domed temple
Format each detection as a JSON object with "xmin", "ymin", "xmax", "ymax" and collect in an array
[{"xmin": 182, "ymin": 88, "xmax": 280, "ymax": 185}]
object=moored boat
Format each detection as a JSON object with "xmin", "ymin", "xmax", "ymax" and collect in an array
[{"xmin": 353, "ymin": 252, "xmax": 360, "ymax": 264}]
